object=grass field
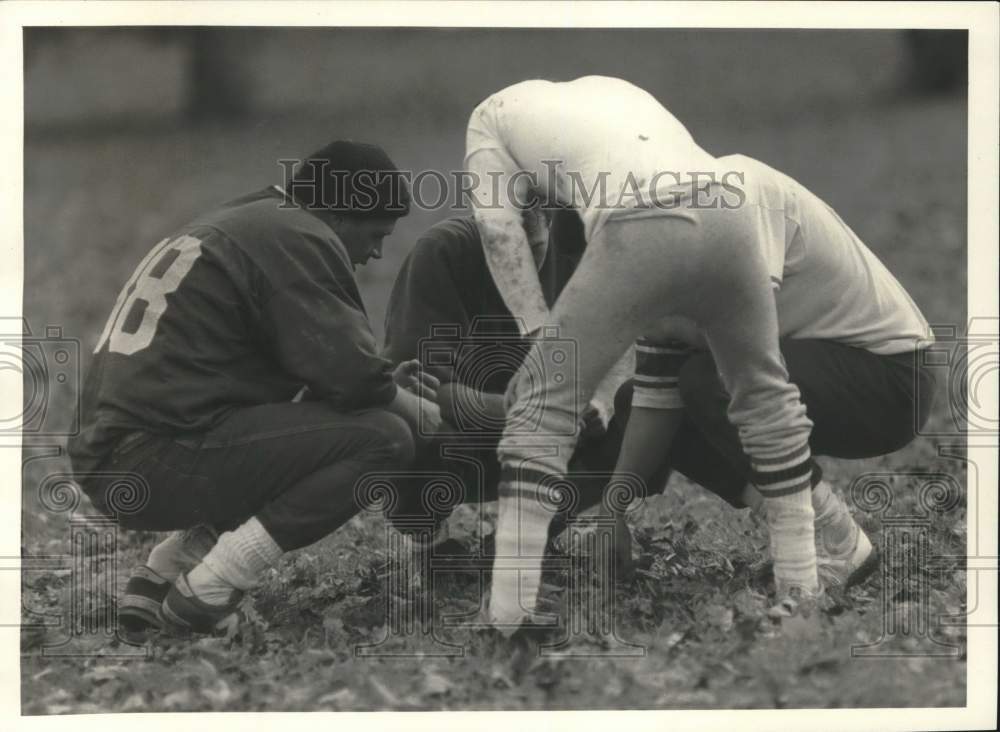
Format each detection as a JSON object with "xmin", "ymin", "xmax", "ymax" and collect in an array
[{"xmin": 19, "ymin": 30, "xmax": 969, "ymax": 713}]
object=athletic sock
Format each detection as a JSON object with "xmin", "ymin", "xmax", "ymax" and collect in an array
[
  {"xmin": 762, "ymin": 489, "xmax": 817, "ymax": 593},
  {"xmin": 490, "ymin": 464, "xmax": 559, "ymax": 626},
  {"xmin": 745, "ymin": 480, "xmax": 861, "ymax": 558},
  {"xmin": 188, "ymin": 517, "xmax": 282, "ymax": 605},
  {"xmin": 812, "ymin": 480, "xmax": 860, "ymax": 555},
  {"xmin": 146, "ymin": 525, "xmax": 218, "ymax": 582},
  {"xmin": 751, "ymin": 444, "xmax": 819, "ymax": 595}
]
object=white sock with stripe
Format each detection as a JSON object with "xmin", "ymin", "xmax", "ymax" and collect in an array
[
  {"xmin": 188, "ymin": 517, "xmax": 282, "ymax": 605},
  {"xmin": 751, "ymin": 444, "xmax": 818, "ymax": 595},
  {"xmin": 490, "ymin": 475, "xmax": 553, "ymax": 627}
]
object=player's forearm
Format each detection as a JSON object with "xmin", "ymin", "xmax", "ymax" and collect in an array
[
  {"xmin": 386, "ymin": 384, "xmax": 418, "ymax": 424},
  {"xmin": 477, "ymin": 212, "xmax": 550, "ymax": 336},
  {"xmin": 613, "ymin": 406, "xmax": 683, "ymax": 485}
]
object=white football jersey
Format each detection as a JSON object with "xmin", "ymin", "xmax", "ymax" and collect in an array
[
  {"xmin": 465, "ymin": 75, "xmax": 721, "ymax": 241},
  {"xmin": 721, "ymin": 154, "xmax": 933, "ymax": 355}
]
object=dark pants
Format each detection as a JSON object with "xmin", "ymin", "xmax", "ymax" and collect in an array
[
  {"xmin": 615, "ymin": 340, "xmax": 936, "ymax": 507},
  {"xmin": 86, "ymin": 402, "xmax": 414, "ymax": 551}
]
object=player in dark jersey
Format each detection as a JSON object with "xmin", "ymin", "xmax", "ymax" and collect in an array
[
  {"xmin": 69, "ymin": 140, "xmax": 440, "ymax": 636},
  {"xmin": 382, "ymin": 209, "xmax": 653, "ymax": 560}
]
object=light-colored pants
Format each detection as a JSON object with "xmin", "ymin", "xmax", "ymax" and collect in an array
[{"xmin": 490, "ymin": 201, "xmax": 816, "ymax": 624}]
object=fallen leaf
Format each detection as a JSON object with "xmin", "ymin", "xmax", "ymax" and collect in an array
[
  {"xmin": 42, "ymin": 688, "xmax": 71, "ymax": 705},
  {"xmin": 422, "ymin": 669, "xmax": 452, "ymax": 696},
  {"xmin": 120, "ymin": 693, "xmax": 146, "ymax": 712},
  {"xmin": 800, "ymin": 654, "xmax": 841, "ymax": 674},
  {"xmin": 368, "ymin": 676, "xmax": 401, "ymax": 707},
  {"xmin": 318, "ymin": 687, "xmax": 357, "ymax": 707},
  {"xmin": 490, "ymin": 664, "xmax": 514, "ymax": 689},
  {"xmin": 202, "ymin": 679, "xmax": 234, "ymax": 704},
  {"xmin": 198, "ymin": 657, "xmax": 219, "ymax": 678},
  {"xmin": 85, "ymin": 664, "xmax": 129, "ymax": 683},
  {"xmin": 664, "ymin": 631, "xmax": 685, "ymax": 649},
  {"xmin": 161, "ymin": 689, "xmax": 193, "ymax": 710},
  {"xmin": 706, "ymin": 605, "xmax": 734, "ymax": 632}
]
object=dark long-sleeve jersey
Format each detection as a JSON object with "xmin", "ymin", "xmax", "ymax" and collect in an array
[
  {"xmin": 382, "ymin": 210, "xmax": 585, "ymax": 393},
  {"xmin": 69, "ymin": 186, "xmax": 396, "ymax": 475}
]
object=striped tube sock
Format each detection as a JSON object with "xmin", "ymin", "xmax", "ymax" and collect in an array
[
  {"xmin": 489, "ymin": 464, "xmax": 559, "ymax": 627},
  {"xmin": 751, "ymin": 444, "xmax": 818, "ymax": 594},
  {"xmin": 631, "ymin": 338, "xmax": 690, "ymax": 410},
  {"xmin": 188, "ymin": 517, "xmax": 282, "ymax": 605}
]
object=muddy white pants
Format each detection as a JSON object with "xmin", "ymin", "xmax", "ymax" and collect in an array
[{"xmin": 489, "ymin": 201, "xmax": 818, "ymax": 626}]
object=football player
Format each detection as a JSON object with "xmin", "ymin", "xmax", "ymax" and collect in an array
[
  {"xmin": 382, "ymin": 208, "xmax": 645, "ymax": 555},
  {"xmin": 463, "ymin": 76, "xmax": 935, "ymax": 630},
  {"xmin": 69, "ymin": 140, "xmax": 440, "ymax": 636}
]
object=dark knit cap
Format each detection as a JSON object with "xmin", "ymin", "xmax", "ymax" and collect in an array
[{"xmin": 288, "ymin": 140, "xmax": 410, "ymax": 218}]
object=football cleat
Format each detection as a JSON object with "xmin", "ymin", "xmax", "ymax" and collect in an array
[
  {"xmin": 118, "ymin": 565, "xmax": 171, "ymax": 635},
  {"xmin": 817, "ymin": 521, "xmax": 879, "ymax": 589},
  {"xmin": 159, "ymin": 572, "xmax": 244, "ymax": 636}
]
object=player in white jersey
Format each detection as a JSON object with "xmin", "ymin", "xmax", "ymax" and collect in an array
[
  {"xmin": 463, "ymin": 76, "xmax": 935, "ymax": 631},
  {"xmin": 617, "ymin": 153, "xmax": 935, "ymax": 591}
]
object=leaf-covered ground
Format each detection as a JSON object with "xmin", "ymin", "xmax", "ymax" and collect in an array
[
  {"xmin": 20, "ymin": 31, "xmax": 969, "ymax": 713},
  {"xmin": 21, "ymin": 446, "xmax": 969, "ymax": 712}
]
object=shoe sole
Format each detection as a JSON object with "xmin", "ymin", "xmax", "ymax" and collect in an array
[
  {"xmin": 157, "ymin": 604, "xmax": 239, "ymax": 638},
  {"xmin": 118, "ymin": 567, "xmax": 169, "ymax": 635},
  {"xmin": 159, "ymin": 574, "xmax": 244, "ymax": 636},
  {"xmin": 119, "ymin": 596, "xmax": 164, "ymax": 633}
]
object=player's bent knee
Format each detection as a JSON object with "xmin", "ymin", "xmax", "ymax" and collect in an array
[{"xmin": 363, "ymin": 411, "xmax": 416, "ymax": 467}]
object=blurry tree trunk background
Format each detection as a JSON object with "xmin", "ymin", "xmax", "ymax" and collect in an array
[
  {"xmin": 185, "ymin": 29, "xmax": 254, "ymax": 121},
  {"xmin": 903, "ymin": 30, "xmax": 967, "ymax": 95},
  {"xmin": 24, "ymin": 28, "xmax": 967, "ymax": 132}
]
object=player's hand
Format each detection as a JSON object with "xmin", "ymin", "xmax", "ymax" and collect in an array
[
  {"xmin": 578, "ymin": 400, "xmax": 609, "ymax": 441},
  {"xmin": 392, "ymin": 359, "xmax": 440, "ymax": 403},
  {"xmin": 417, "ymin": 396, "xmax": 444, "ymax": 437},
  {"xmin": 387, "ymin": 386, "xmax": 443, "ymax": 442}
]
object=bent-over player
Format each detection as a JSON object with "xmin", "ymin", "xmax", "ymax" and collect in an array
[
  {"xmin": 463, "ymin": 76, "xmax": 935, "ymax": 628},
  {"xmin": 609, "ymin": 154, "xmax": 936, "ymax": 590}
]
